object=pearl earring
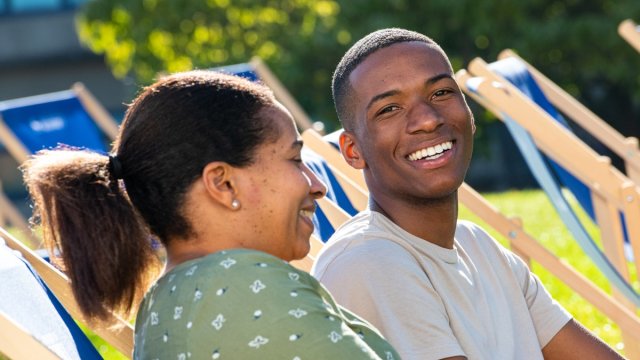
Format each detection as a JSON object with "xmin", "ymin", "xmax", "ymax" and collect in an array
[{"xmin": 231, "ymin": 199, "xmax": 240, "ymax": 210}]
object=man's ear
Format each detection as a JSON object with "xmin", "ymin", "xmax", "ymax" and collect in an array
[
  {"xmin": 201, "ymin": 162, "xmax": 239, "ymax": 210},
  {"xmin": 340, "ymin": 131, "xmax": 366, "ymax": 170}
]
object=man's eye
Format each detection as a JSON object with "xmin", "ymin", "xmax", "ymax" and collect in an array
[{"xmin": 378, "ymin": 105, "xmax": 400, "ymax": 115}]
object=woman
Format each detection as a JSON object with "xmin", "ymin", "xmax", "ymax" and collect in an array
[{"xmin": 23, "ymin": 71, "xmax": 399, "ymax": 359}]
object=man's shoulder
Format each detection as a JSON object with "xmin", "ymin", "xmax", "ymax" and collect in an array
[
  {"xmin": 455, "ymin": 219, "xmax": 504, "ymax": 249},
  {"xmin": 311, "ymin": 211, "xmax": 420, "ymax": 278}
]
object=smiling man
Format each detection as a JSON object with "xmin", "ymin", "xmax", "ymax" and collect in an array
[{"xmin": 311, "ymin": 28, "xmax": 624, "ymax": 360}]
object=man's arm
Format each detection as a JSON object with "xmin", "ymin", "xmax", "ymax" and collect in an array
[{"xmin": 542, "ymin": 319, "xmax": 626, "ymax": 359}]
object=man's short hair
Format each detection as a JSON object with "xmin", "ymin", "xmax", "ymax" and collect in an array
[{"xmin": 332, "ymin": 28, "xmax": 442, "ymax": 130}]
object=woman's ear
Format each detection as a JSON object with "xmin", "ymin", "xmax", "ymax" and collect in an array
[
  {"xmin": 202, "ymin": 162, "xmax": 240, "ymax": 210},
  {"xmin": 340, "ymin": 131, "xmax": 366, "ymax": 170}
]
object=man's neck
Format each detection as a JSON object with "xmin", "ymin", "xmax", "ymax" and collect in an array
[{"xmin": 370, "ymin": 191, "xmax": 458, "ymax": 249}]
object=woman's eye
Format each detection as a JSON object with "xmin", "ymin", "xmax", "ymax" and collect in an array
[{"xmin": 433, "ymin": 89, "xmax": 453, "ymax": 98}]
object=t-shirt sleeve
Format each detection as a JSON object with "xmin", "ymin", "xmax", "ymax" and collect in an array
[
  {"xmin": 465, "ymin": 222, "xmax": 573, "ymax": 348},
  {"xmin": 515, "ymin": 257, "xmax": 573, "ymax": 347},
  {"xmin": 181, "ymin": 255, "xmax": 398, "ymax": 360},
  {"xmin": 316, "ymin": 239, "xmax": 466, "ymax": 360}
]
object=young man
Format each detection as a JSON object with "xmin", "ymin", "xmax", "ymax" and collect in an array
[{"xmin": 311, "ymin": 28, "xmax": 624, "ymax": 360}]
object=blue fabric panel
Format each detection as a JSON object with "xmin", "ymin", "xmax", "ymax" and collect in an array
[
  {"xmin": 210, "ymin": 63, "xmax": 260, "ymax": 82},
  {"xmin": 0, "ymin": 241, "xmax": 102, "ymax": 359},
  {"xmin": 0, "ymin": 90, "xmax": 107, "ymax": 154},
  {"xmin": 17, "ymin": 256, "xmax": 103, "ymax": 359},
  {"xmin": 488, "ymin": 58, "xmax": 596, "ymax": 220},
  {"xmin": 303, "ymin": 148, "xmax": 358, "ymax": 241}
]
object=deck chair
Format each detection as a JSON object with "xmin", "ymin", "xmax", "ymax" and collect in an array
[
  {"xmin": 496, "ymin": 50, "xmax": 640, "ymax": 184},
  {"xmin": 211, "ymin": 57, "xmax": 315, "ymax": 132},
  {"xmin": 619, "ymin": 19, "xmax": 640, "ymax": 54},
  {"xmin": 0, "ymin": 83, "xmax": 119, "ymax": 248},
  {"xmin": 0, "ymin": 235, "xmax": 99, "ymax": 359},
  {"xmin": 456, "ymin": 58, "xmax": 640, "ymax": 356},
  {"xmin": 0, "ymin": 310, "xmax": 65, "ymax": 359},
  {"xmin": 0, "ymin": 226, "xmax": 134, "ymax": 358},
  {"xmin": 302, "ymin": 128, "xmax": 640, "ymax": 355}
]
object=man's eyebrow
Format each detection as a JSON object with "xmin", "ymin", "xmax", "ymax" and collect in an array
[
  {"xmin": 366, "ymin": 89, "xmax": 400, "ymax": 112},
  {"xmin": 365, "ymin": 72, "xmax": 454, "ymax": 111}
]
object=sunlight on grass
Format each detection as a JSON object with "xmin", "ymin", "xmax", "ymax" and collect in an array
[{"xmin": 460, "ymin": 188, "xmax": 639, "ymax": 353}]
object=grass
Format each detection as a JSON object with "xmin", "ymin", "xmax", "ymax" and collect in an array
[
  {"xmin": 459, "ymin": 188, "xmax": 639, "ymax": 355},
  {"xmin": 8, "ymin": 188, "xmax": 638, "ymax": 358}
]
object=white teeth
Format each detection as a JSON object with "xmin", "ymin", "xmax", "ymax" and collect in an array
[
  {"xmin": 408, "ymin": 141, "xmax": 453, "ymax": 161},
  {"xmin": 300, "ymin": 210, "xmax": 313, "ymax": 219}
]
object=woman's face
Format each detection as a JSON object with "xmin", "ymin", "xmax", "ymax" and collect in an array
[{"xmin": 237, "ymin": 102, "xmax": 326, "ymax": 261}]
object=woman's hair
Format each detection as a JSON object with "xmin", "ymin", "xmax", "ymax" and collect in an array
[{"xmin": 22, "ymin": 71, "xmax": 277, "ymax": 323}]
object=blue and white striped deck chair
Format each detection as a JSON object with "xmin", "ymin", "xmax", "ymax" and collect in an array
[
  {"xmin": 211, "ymin": 59, "xmax": 358, "ymax": 242},
  {"xmin": 0, "ymin": 225, "xmax": 135, "ymax": 358},
  {"xmin": 457, "ymin": 58, "xmax": 640, "ymax": 356},
  {"xmin": 0, "ymin": 83, "xmax": 119, "ymax": 247},
  {"xmin": 0, "ymin": 235, "xmax": 101, "ymax": 359},
  {"xmin": 497, "ymin": 50, "xmax": 640, "ymax": 184}
]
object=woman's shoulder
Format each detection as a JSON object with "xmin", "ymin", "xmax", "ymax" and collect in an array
[{"xmin": 151, "ymin": 249, "xmax": 320, "ymax": 300}]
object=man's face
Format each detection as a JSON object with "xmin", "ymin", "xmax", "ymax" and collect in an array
[{"xmin": 342, "ymin": 41, "xmax": 475, "ymax": 204}]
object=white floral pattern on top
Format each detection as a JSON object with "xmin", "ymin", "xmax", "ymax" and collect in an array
[
  {"xmin": 185, "ymin": 265, "xmax": 198, "ymax": 276},
  {"xmin": 288, "ymin": 308, "xmax": 308, "ymax": 319},
  {"xmin": 150, "ymin": 312, "xmax": 159, "ymax": 326},
  {"xmin": 288, "ymin": 272, "xmax": 300, "ymax": 281},
  {"xmin": 173, "ymin": 306, "xmax": 183, "ymax": 320},
  {"xmin": 219, "ymin": 258, "xmax": 237, "ymax": 269},
  {"xmin": 211, "ymin": 314, "xmax": 225, "ymax": 330},
  {"xmin": 248, "ymin": 335, "xmax": 269, "ymax": 348},
  {"xmin": 134, "ymin": 250, "xmax": 399, "ymax": 359},
  {"xmin": 250, "ymin": 280, "xmax": 266, "ymax": 293},
  {"xmin": 194, "ymin": 289, "xmax": 203, "ymax": 302},
  {"xmin": 328, "ymin": 331, "xmax": 343, "ymax": 343}
]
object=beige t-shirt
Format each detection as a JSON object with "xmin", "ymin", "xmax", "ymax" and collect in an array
[{"xmin": 312, "ymin": 210, "xmax": 572, "ymax": 360}]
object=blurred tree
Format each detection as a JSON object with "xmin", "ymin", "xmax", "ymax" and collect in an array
[{"xmin": 77, "ymin": 0, "xmax": 640, "ymax": 140}]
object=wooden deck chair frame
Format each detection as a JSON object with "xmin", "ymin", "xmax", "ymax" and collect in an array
[
  {"xmin": 455, "ymin": 62, "xmax": 640, "ymax": 356},
  {"xmin": 219, "ymin": 57, "xmax": 316, "ymax": 133},
  {"xmin": 0, "ymin": 83, "xmax": 119, "ymax": 248},
  {"xmin": 496, "ymin": 49, "xmax": 640, "ymax": 183},
  {"xmin": 301, "ymin": 128, "xmax": 640, "ymax": 353},
  {"xmin": 458, "ymin": 59, "xmax": 640, "ymax": 283},
  {"xmin": 619, "ymin": 19, "xmax": 640, "ymax": 54},
  {"xmin": 0, "ymin": 226, "xmax": 134, "ymax": 358},
  {"xmin": 0, "ymin": 310, "xmax": 62, "ymax": 359}
]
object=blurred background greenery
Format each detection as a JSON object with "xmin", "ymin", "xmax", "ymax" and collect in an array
[{"xmin": 77, "ymin": 0, "xmax": 640, "ymax": 139}]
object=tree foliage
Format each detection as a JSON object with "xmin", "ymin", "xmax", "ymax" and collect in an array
[{"xmin": 78, "ymin": 0, "xmax": 640, "ymax": 136}]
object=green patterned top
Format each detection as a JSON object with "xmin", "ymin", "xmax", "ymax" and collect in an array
[{"xmin": 134, "ymin": 249, "xmax": 399, "ymax": 360}]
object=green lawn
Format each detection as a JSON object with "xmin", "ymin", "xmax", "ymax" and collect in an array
[
  {"xmin": 11, "ymin": 189, "xmax": 638, "ymax": 358},
  {"xmin": 459, "ymin": 188, "xmax": 639, "ymax": 355}
]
